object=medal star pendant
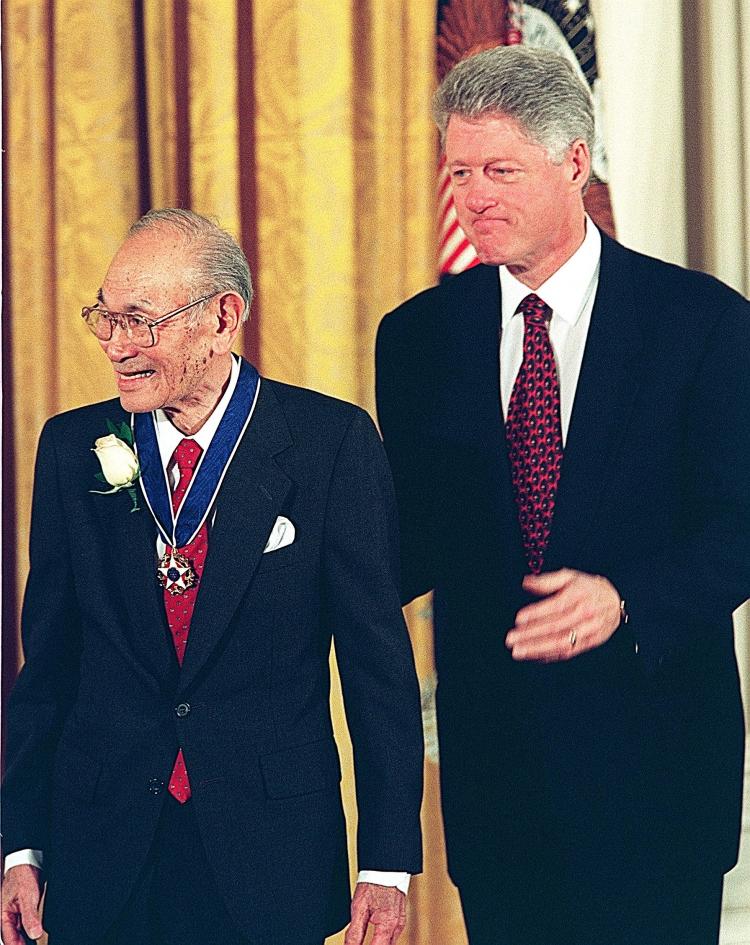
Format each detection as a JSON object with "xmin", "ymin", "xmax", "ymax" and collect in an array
[{"xmin": 158, "ymin": 549, "xmax": 198, "ymax": 596}]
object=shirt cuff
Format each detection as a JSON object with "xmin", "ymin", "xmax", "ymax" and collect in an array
[
  {"xmin": 4, "ymin": 849, "xmax": 44, "ymax": 873},
  {"xmin": 356, "ymin": 870, "xmax": 411, "ymax": 895}
]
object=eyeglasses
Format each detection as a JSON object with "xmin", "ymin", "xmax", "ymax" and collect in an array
[{"xmin": 81, "ymin": 292, "xmax": 219, "ymax": 348}]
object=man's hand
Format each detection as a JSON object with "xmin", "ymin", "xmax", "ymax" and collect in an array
[
  {"xmin": 1, "ymin": 865, "xmax": 45, "ymax": 944},
  {"xmin": 344, "ymin": 882, "xmax": 406, "ymax": 945},
  {"xmin": 506, "ymin": 568, "xmax": 621, "ymax": 662}
]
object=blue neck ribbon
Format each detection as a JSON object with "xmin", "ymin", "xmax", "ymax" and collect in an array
[{"xmin": 134, "ymin": 359, "xmax": 260, "ymax": 548}]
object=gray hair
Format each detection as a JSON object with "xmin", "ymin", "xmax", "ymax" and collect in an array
[
  {"xmin": 128, "ymin": 208, "xmax": 253, "ymax": 323},
  {"xmin": 433, "ymin": 45, "xmax": 595, "ymax": 165}
]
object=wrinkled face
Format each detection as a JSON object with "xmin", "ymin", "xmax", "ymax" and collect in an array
[
  {"xmin": 445, "ymin": 113, "xmax": 587, "ymax": 281},
  {"xmin": 99, "ymin": 228, "xmax": 219, "ymax": 416}
]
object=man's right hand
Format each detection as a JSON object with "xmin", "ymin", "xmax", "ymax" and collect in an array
[{"xmin": 1, "ymin": 865, "xmax": 45, "ymax": 943}]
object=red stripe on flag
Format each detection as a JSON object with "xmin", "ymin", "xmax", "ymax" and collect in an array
[
  {"xmin": 439, "ymin": 216, "xmax": 460, "ymax": 249},
  {"xmin": 441, "ymin": 237, "xmax": 475, "ymax": 274},
  {"xmin": 439, "ymin": 194, "xmax": 457, "ymax": 228}
]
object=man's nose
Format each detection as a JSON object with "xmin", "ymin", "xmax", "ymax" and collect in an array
[
  {"xmin": 102, "ymin": 321, "xmax": 137, "ymax": 360},
  {"xmin": 462, "ymin": 178, "xmax": 499, "ymax": 214}
]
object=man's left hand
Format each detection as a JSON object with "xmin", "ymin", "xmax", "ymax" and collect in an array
[
  {"xmin": 344, "ymin": 882, "xmax": 406, "ymax": 945},
  {"xmin": 506, "ymin": 568, "xmax": 621, "ymax": 662}
]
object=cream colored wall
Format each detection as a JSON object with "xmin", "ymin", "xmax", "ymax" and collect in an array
[
  {"xmin": 592, "ymin": 0, "xmax": 688, "ymax": 263},
  {"xmin": 592, "ymin": 0, "xmax": 749, "ymax": 295},
  {"xmin": 685, "ymin": 0, "xmax": 750, "ymax": 296}
]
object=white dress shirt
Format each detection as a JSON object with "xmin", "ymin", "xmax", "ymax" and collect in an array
[
  {"xmin": 499, "ymin": 218, "xmax": 602, "ymax": 446},
  {"xmin": 6, "ymin": 353, "xmax": 409, "ymax": 893}
]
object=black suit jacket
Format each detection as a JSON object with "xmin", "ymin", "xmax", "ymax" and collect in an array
[
  {"xmin": 3, "ymin": 372, "xmax": 423, "ymax": 942},
  {"xmin": 376, "ymin": 233, "xmax": 749, "ymax": 887}
]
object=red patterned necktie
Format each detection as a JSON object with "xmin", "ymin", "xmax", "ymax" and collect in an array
[
  {"xmin": 505, "ymin": 294, "xmax": 563, "ymax": 575},
  {"xmin": 164, "ymin": 438, "xmax": 208, "ymax": 803}
]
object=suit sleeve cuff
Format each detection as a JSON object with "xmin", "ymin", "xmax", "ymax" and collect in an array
[
  {"xmin": 4, "ymin": 849, "xmax": 44, "ymax": 873},
  {"xmin": 356, "ymin": 870, "xmax": 411, "ymax": 895}
]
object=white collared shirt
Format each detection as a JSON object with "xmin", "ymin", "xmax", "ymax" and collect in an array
[
  {"xmin": 499, "ymin": 218, "xmax": 602, "ymax": 446},
  {"xmin": 154, "ymin": 353, "xmax": 241, "ymax": 491}
]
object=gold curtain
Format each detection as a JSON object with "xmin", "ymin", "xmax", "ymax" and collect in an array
[{"xmin": 4, "ymin": 1, "xmax": 455, "ymax": 943}]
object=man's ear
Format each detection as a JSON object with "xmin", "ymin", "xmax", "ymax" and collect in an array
[
  {"xmin": 568, "ymin": 138, "xmax": 591, "ymax": 191},
  {"xmin": 213, "ymin": 291, "xmax": 244, "ymax": 353}
]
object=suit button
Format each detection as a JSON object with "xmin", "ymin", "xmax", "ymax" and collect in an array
[
  {"xmin": 175, "ymin": 702, "xmax": 191, "ymax": 718},
  {"xmin": 148, "ymin": 778, "xmax": 165, "ymax": 796}
]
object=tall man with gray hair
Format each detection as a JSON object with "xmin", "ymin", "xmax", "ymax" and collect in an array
[
  {"xmin": 376, "ymin": 46, "xmax": 750, "ymax": 945},
  {"xmin": 2, "ymin": 208, "xmax": 423, "ymax": 945}
]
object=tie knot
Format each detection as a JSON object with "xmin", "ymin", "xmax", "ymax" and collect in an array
[
  {"xmin": 172, "ymin": 438, "xmax": 202, "ymax": 474},
  {"xmin": 517, "ymin": 293, "xmax": 551, "ymax": 327}
]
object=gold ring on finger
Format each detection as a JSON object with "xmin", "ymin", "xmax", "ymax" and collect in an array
[{"xmin": 569, "ymin": 630, "xmax": 577, "ymax": 648}]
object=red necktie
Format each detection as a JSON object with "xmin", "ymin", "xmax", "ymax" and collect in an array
[
  {"xmin": 164, "ymin": 438, "xmax": 208, "ymax": 803},
  {"xmin": 505, "ymin": 294, "xmax": 563, "ymax": 575}
]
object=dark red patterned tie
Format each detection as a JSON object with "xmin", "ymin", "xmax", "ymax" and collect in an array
[
  {"xmin": 164, "ymin": 438, "xmax": 208, "ymax": 803},
  {"xmin": 505, "ymin": 294, "xmax": 563, "ymax": 574}
]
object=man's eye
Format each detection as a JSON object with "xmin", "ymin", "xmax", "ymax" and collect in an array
[{"xmin": 451, "ymin": 168, "xmax": 470, "ymax": 181}]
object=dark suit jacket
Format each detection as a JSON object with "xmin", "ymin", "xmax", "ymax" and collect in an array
[
  {"xmin": 376, "ymin": 233, "xmax": 749, "ymax": 889},
  {"xmin": 3, "ymin": 372, "xmax": 423, "ymax": 942}
]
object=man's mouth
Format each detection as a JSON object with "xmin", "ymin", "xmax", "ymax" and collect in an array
[
  {"xmin": 472, "ymin": 217, "xmax": 509, "ymax": 229},
  {"xmin": 115, "ymin": 369, "xmax": 156, "ymax": 387}
]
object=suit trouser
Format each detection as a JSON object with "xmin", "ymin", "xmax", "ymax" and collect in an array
[
  {"xmin": 456, "ymin": 835, "xmax": 723, "ymax": 945},
  {"xmin": 51, "ymin": 794, "xmax": 324, "ymax": 945}
]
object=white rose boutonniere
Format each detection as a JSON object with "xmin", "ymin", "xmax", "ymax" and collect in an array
[
  {"xmin": 91, "ymin": 421, "xmax": 141, "ymax": 512},
  {"xmin": 94, "ymin": 434, "xmax": 139, "ymax": 485}
]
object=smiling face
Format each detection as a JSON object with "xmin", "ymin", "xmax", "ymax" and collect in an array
[
  {"xmin": 99, "ymin": 227, "xmax": 236, "ymax": 433},
  {"xmin": 445, "ymin": 113, "xmax": 589, "ymax": 288}
]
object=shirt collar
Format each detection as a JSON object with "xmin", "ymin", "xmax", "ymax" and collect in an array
[
  {"xmin": 499, "ymin": 216, "xmax": 602, "ymax": 328},
  {"xmin": 154, "ymin": 353, "xmax": 241, "ymax": 469}
]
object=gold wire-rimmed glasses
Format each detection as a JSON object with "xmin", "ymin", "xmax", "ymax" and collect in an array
[{"xmin": 81, "ymin": 292, "xmax": 220, "ymax": 348}]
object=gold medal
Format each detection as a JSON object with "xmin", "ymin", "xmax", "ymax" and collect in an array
[{"xmin": 157, "ymin": 549, "xmax": 198, "ymax": 596}]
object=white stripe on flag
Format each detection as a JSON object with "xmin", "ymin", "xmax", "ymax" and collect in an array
[{"xmin": 445, "ymin": 243, "xmax": 478, "ymax": 274}]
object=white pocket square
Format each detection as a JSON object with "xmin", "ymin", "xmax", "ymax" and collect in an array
[{"xmin": 264, "ymin": 516, "xmax": 295, "ymax": 553}]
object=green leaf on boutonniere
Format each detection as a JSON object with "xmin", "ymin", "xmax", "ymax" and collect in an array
[
  {"xmin": 94, "ymin": 472, "xmax": 107, "ymax": 484},
  {"xmin": 106, "ymin": 419, "xmax": 120, "ymax": 437},
  {"xmin": 119, "ymin": 422, "xmax": 133, "ymax": 445},
  {"xmin": 127, "ymin": 486, "xmax": 140, "ymax": 512}
]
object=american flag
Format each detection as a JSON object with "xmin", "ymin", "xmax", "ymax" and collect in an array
[{"xmin": 437, "ymin": 0, "xmax": 613, "ymax": 275}]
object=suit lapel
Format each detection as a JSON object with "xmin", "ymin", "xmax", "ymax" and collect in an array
[
  {"xmin": 451, "ymin": 265, "xmax": 505, "ymax": 433},
  {"xmin": 545, "ymin": 236, "xmax": 646, "ymax": 568},
  {"xmin": 448, "ymin": 266, "xmax": 527, "ymax": 575},
  {"xmin": 93, "ymin": 418, "xmax": 175, "ymax": 688},
  {"xmin": 178, "ymin": 382, "xmax": 293, "ymax": 693}
]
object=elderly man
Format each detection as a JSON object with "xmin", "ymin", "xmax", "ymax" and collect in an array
[
  {"xmin": 376, "ymin": 46, "xmax": 750, "ymax": 945},
  {"xmin": 2, "ymin": 209, "xmax": 423, "ymax": 945}
]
